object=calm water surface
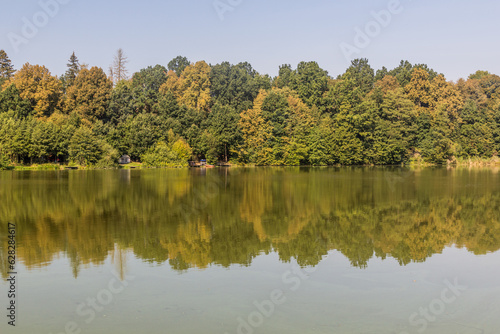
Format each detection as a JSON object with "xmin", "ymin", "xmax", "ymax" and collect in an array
[{"xmin": 1, "ymin": 167, "xmax": 499, "ymax": 333}]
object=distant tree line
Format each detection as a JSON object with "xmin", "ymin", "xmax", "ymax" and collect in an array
[{"xmin": 1, "ymin": 49, "xmax": 499, "ymax": 167}]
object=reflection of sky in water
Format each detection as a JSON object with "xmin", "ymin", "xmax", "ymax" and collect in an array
[{"xmin": 1, "ymin": 246, "xmax": 499, "ymax": 333}]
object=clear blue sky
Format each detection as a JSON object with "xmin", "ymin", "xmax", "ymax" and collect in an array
[{"xmin": 1, "ymin": 0, "xmax": 499, "ymax": 81}]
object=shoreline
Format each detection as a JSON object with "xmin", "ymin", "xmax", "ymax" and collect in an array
[{"xmin": 3, "ymin": 158, "xmax": 500, "ymax": 171}]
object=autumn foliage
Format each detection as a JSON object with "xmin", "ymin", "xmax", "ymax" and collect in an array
[{"xmin": 1, "ymin": 50, "xmax": 500, "ymax": 166}]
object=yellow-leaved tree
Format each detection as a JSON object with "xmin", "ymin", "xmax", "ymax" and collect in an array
[
  {"xmin": 430, "ymin": 74, "xmax": 464, "ymax": 127},
  {"xmin": 237, "ymin": 90, "xmax": 273, "ymax": 164},
  {"xmin": 405, "ymin": 68, "xmax": 432, "ymax": 110},
  {"xmin": 159, "ymin": 61, "xmax": 211, "ymax": 112},
  {"xmin": 6, "ymin": 63, "xmax": 61, "ymax": 118},
  {"xmin": 374, "ymin": 75, "xmax": 400, "ymax": 94}
]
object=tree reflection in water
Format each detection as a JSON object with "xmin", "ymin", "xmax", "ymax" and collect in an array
[{"xmin": 1, "ymin": 167, "xmax": 499, "ymax": 278}]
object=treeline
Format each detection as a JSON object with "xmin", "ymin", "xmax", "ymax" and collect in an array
[{"xmin": 1, "ymin": 49, "xmax": 500, "ymax": 167}]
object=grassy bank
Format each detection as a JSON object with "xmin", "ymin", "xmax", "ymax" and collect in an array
[
  {"xmin": 3, "ymin": 158, "xmax": 500, "ymax": 171},
  {"xmin": 12, "ymin": 164, "xmax": 61, "ymax": 171},
  {"xmin": 449, "ymin": 156, "xmax": 500, "ymax": 166},
  {"xmin": 7, "ymin": 163, "xmax": 120, "ymax": 171},
  {"xmin": 2, "ymin": 161, "xmax": 183, "ymax": 170}
]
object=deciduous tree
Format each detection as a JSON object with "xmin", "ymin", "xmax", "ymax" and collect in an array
[
  {"xmin": 344, "ymin": 58, "xmax": 374, "ymax": 95},
  {"xmin": 65, "ymin": 67, "xmax": 113, "ymax": 124},
  {"xmin": 8, "ymin": 63, "xmax": 61, "ymax": 118},
  {"xmin": 405, "ymin": 68, "xmax": 432, "ymax": 109},
  {"xmin": 168, "ymin": 56, "xmax": 190, "ymax": 77},
  {"xmin": 131, "ymin": 65, "xmax": 168, "ymax": 113},
  {"xmin": 160, "ymin": 61, "xmax": 211, "ymax": 112},
  {"xmin": 68, "ymin": 126, "xmax": 102, "ymax": 165}
]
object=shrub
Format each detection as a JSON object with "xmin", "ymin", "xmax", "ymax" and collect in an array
[
  {"xmin": 142, "ymin": 139, "xmax": 192, "ymax": 167},
  {"xmin": 0, "ymin": 150, "xmax": 11, "ymax": 170}
]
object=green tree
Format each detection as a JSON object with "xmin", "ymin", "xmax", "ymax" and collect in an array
[
  {"xmin": 154, "ymin": 90, "xmax": 180, "ymax": 118},
  {"xmin": 29, "ymin": 120, "xmax": 57, "ymax": 163},
  {"xmin": 344, "ymin": 58, "xmax": 374, "ymax": 95},
  {"xmin": 108, "ymin": 80, "xmax": 136, "ymax": 124},
  {"xmin": 208, "ymin": 103, "xmax": 239, "ymax": 162},
  {"xmin": 122, "ymin": 113, "xmax": 172, "ymax": 160},
  {"xmin": 388, "ymin": 60, "xmax": 414, "ymax": 87},
  {"xmin": 169, "ymin": 105, "xmax": 209, "ymax": 157},
  {"xmin": 456, "ymin": 100, "xmax": 495, "ymax": 158},
  {"xmin": 141, "ymin": 135, "xmax": 192, "ymax": 167},
  {"xmin": 0, "ymin": 114, "xmax": 15, "ymax": 160},
  {"xmin": 365, "ymin": 88, "xmax": 417, "ymax": 164},
  {"xmin": 374, "ymin": 66, "xmax": 388, "ymax": 82},
  {"xmin": 273, "ymin": 64, "xmax": 294, "ymax": 89},
  {"xmin": 331, "ymin": 113, "xmax": 365, "ymax": 165},
  {"xmin": 95, "ymin": 140, "xmax": 119, "ymax": 168},
  {"xmin": 168, "ymin": 56, "xmax": 190, "ymax": 76},
  {"xmin": 290, "ymin": 61, "xmax": 328, "ymax": 108},
  {"xmin": 10, "ymin": 118, "xmax": 31, "ymax": 163},
  {"xmin": 262, "ymin": 89, "xmax": 291, "ymax": 138},
  {"xmin": 468, "ymin": 70, "xmax": 491, "ymax": 80},
  {"xmin": 65, "ymin": 67, "xmax": 113, "ymax": 124},
  {"xmin": 69, "ymin": 126, "xmax": 103, "ymax": 165},
  {"xmin": 258, "ymin": 88, "xmax": 314, "ymax": 165},
  {"xmin": 131, "ymin": 65, "xmax": 168, "ymax": 113},
  {"xmin": 0, "ymin": 84, "xmax": 31, "ymax": 117},
  {"xmin": 0, "ymin": 50, "xmax": 15, "ymax": 87},
  {"xmin": 308, "ymin": 116, "xmax": 334, "ymax": 165},
  {"xmin": 61, "ymin": 52, "xmax": 80, "ymax": 92},
  {"xmin": 475, "ymin": 73, "xmax": 500, "ymax": 108},
  {"xmin": 417, "ymin": 110, "xmax": 453, "ymax": 163},
  {"xmin": 210, "ymin": 62, "xmax": 264, "ymax": 112},
  {"xmin": 324, "ymin": 71, "xmax": 363, "ymax": 115},
  {"xmin": 388, "ymin": 61, "xmax": 439, "ymax": 88},
  {"xmin": 48, "ymin": 112, "xmax": 77, "ymax": 162},
  {"xmin": 0, "ymin": 149, "xmax": 10, "ymax": 169}
]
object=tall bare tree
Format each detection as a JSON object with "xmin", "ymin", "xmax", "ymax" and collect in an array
[
  {"xmin": 112, "ymin": 48, "xmax": 129, "ymax": 84},
  {"xmin": 108, "ymin": 66, "xmax": 114, "ymax": 84}
]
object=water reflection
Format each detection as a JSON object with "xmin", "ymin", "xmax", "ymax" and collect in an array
[{"xmin": 1, "ymin": 167, "xmax": 499, "ymax": 278}]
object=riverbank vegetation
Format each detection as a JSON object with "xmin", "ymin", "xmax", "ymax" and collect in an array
[{"xmin": 1, "ymin": 50, "xmax": 500, "ymax": 169}]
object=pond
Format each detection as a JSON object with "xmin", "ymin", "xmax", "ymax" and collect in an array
[{"xmin": 0, "ymin": 167, "xmax": 499, "ymax": 333}]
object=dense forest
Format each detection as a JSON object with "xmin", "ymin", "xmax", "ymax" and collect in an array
[{"xmin": 1, "ymin": 49, "xmax": 500, "ymax": 168}]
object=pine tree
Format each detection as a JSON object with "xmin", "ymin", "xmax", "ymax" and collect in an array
[
  {"xmin": 0, "ymin": 50, "xmax": 15, "ymax": 86},
  {"xmin": 64, "ymin": 52, "xmax": 80, "ymax": 87}
]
